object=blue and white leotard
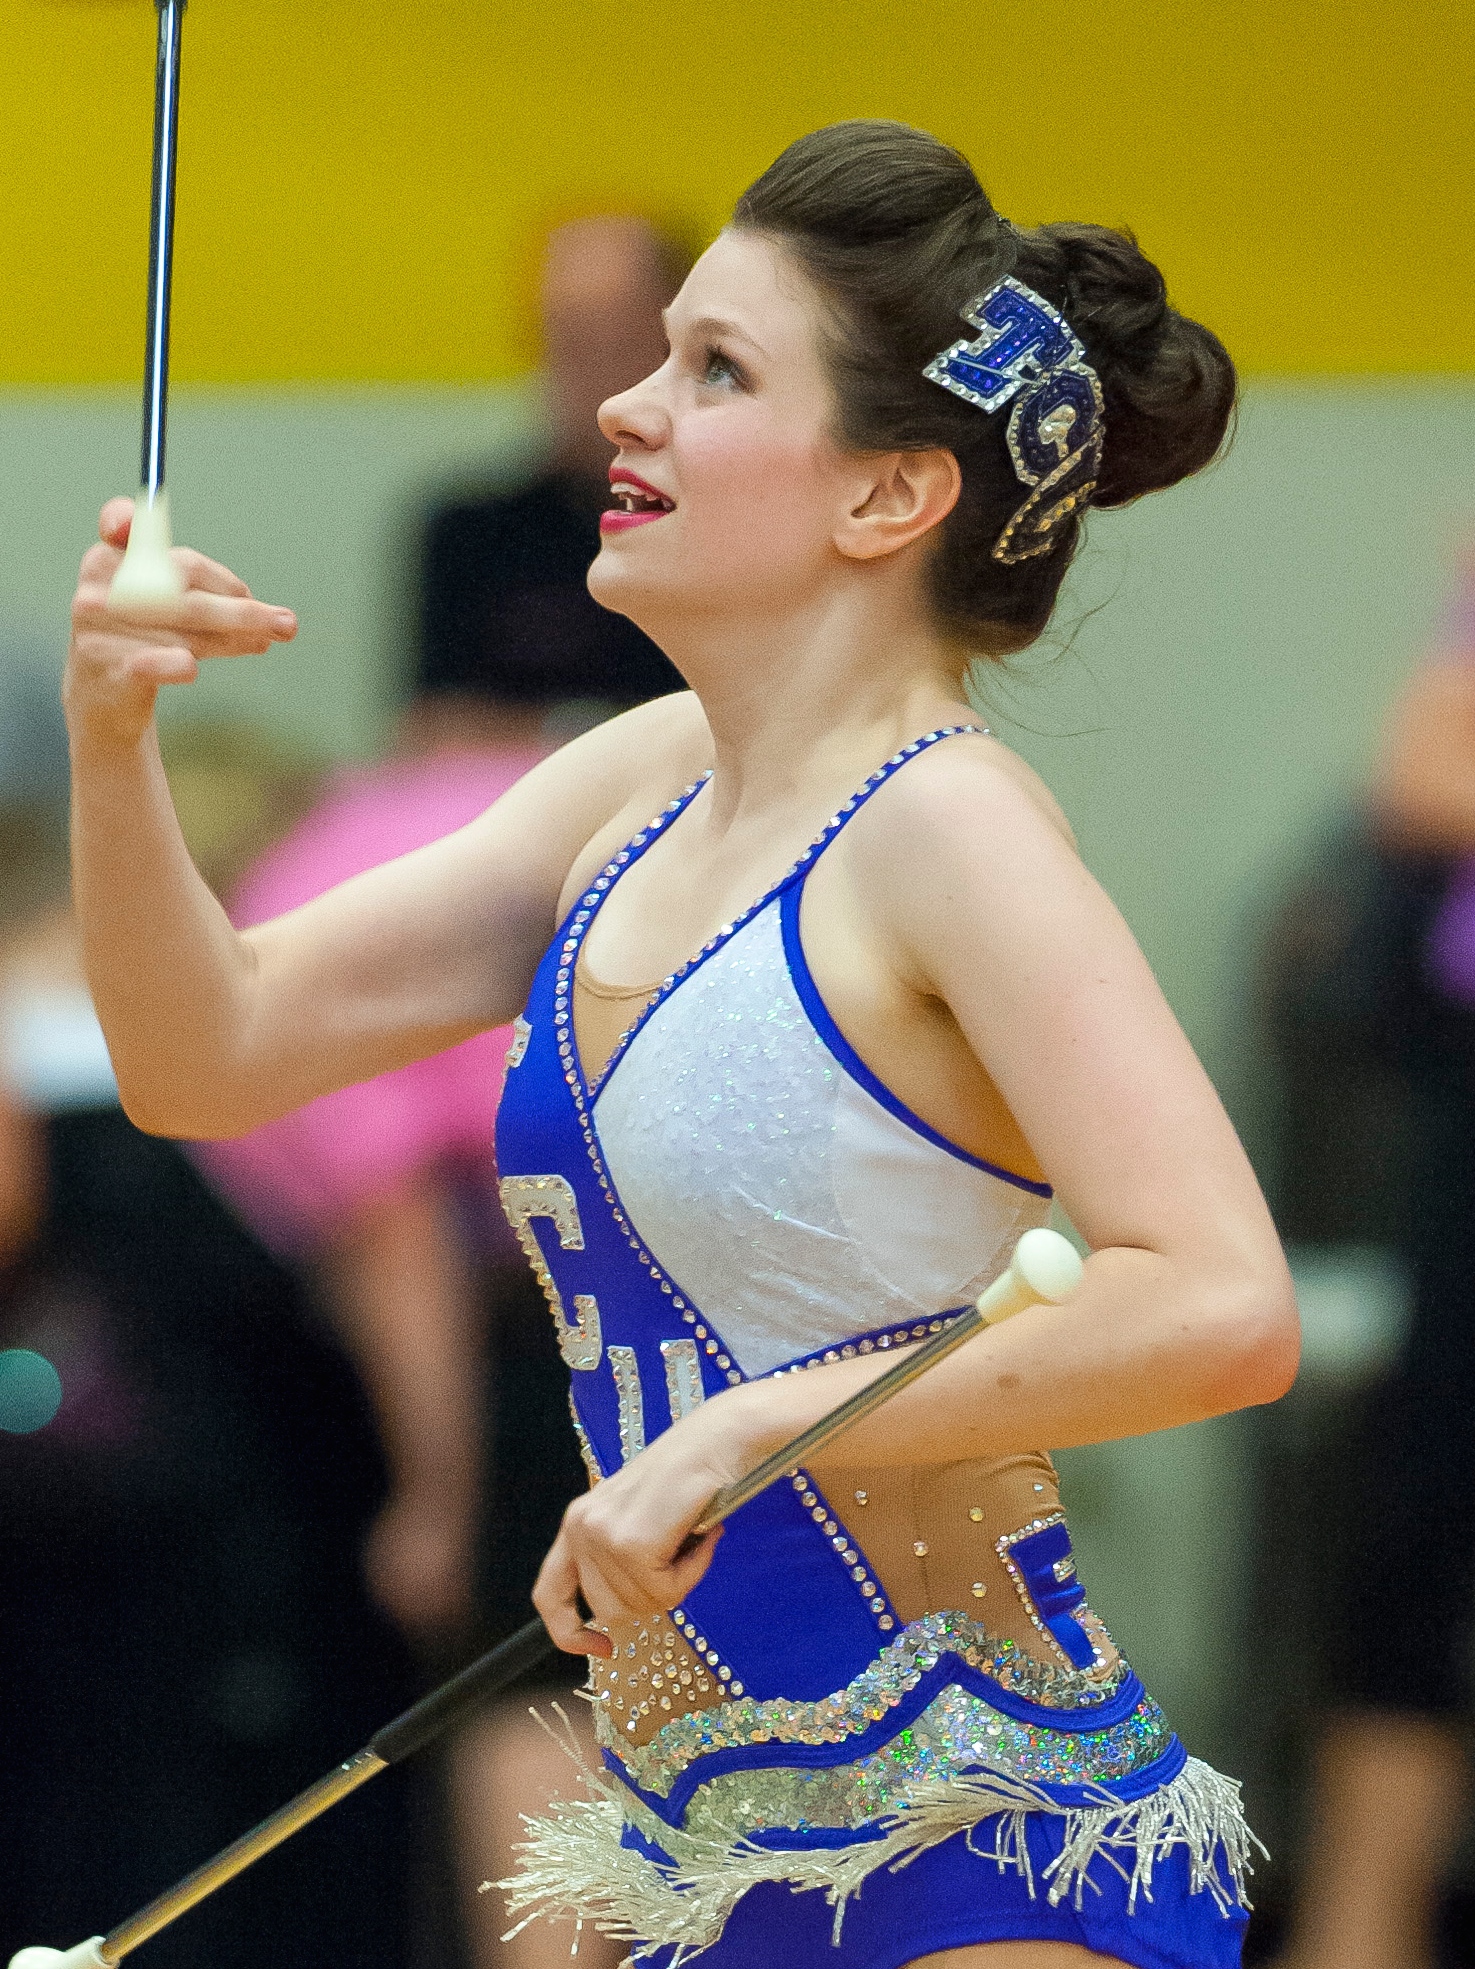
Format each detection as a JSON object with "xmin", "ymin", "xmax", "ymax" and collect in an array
[{"xmin": 495, "ymin": 726, "xmax": 1255, "ymax": 1968}]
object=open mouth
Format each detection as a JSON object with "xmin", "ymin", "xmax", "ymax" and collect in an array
[{"xmin": 602, "ymin": 467, "xmax": 675, "ymax": 533}]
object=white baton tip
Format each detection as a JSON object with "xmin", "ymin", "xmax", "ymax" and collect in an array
[
  {"xmin": 11, "ymin": 1942, "xmax": 110, "ymax": 1969},
  {"xmin": 107, "ymin": 487, "xmax": 184, "ymax": 610},
  {"xmin": 1011, "ymin": 1227, "xmax": 1084, "ymax": 1304}
]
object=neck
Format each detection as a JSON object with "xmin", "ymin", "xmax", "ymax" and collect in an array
[{"xmin": 653, "ymin": 579, "xmax": 972, "ymax": 821}]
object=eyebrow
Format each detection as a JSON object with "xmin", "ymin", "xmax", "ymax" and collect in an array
[{"xmin": 663, "ymin": 309, "xmax": 770, "ymax": 359}]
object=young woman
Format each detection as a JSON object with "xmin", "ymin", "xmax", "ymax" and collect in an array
[{"xmin": 67, "ymin": 123, "xmax": 1298, "ymax": 1969}]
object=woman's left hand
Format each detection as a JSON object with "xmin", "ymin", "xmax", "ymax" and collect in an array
[{"xmin": 532, "ymin": 1388, "xmax": 765, "ymax": 1657}]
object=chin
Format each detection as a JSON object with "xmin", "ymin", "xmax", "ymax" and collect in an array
[{"xmin": 587, "ymin": 539, "xmax": 682, "ymax": 631}]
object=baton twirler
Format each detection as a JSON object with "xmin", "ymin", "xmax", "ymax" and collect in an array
[
  {"xmin": 8, "ymin": 1227, "xmax": 1083, "ymax": 1969},
  {"xmin": 107, "ymin": 0, "xmax": 187, "ymax": 611}
]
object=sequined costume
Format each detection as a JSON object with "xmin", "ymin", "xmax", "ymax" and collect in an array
[{"xmin": 494, "ymin": 726, "xmax": 1256, "ymax": 1967}]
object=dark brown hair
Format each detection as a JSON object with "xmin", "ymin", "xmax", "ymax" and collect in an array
[{"xmin": 733, "ymin": 121, "xmax": 1236, "ymax": 654}]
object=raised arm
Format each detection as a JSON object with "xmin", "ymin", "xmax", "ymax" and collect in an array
[{"xmin": 67, "ymin": 500, "xmax": 701, "ymax": 1139}]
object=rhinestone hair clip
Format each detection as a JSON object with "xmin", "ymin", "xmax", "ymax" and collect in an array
[{"xmin": 923, "ymin": 275, "xmax": 1105, "ymax": 566}]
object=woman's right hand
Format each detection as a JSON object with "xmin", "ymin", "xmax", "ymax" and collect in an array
[{"xmin": 66, "ymin": 498, "xmax": 299, "ymax": 750}]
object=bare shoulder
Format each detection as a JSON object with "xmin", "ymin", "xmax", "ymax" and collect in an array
[
  {"xmin": 482, "ymin": 689, "xmax": 709, "ymax": 859},
  {"xmin": 498, "ymin": 690, "xmax": 713, "ymax": 913},
  {"xmin": 558, "ymin": 687, "xmax": 709, "ymax": 819},
  {"xmin": 853, "ymin": 729, "xmax": 1077, "ymax": 875},
  {"xmin": 836, "ymin": 729, "xmax": 1101, "ymax": 999},
  {"xmin": 561, "ymin": 688, "xmax": 710, "ymax": 782}
]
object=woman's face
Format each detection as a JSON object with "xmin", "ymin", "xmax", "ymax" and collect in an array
[{"xmin": 587, "ymin": 229, "xmax": 866, "ymax": 630}]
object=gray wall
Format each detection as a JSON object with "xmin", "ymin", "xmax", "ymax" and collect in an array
[
  {"xmin": 1, "ymin": 384, "xmax": 544, "ymax": 759},
  {"xmin": 5, "ymin": 380, "xmax": 1473, "ymax": 1755}
]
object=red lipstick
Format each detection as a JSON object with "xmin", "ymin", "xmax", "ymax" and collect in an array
[{"xmin": 602, "ymin": 465, "xmax": 675, "ymax": 533}]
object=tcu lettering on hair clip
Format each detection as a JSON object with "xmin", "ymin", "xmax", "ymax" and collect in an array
[{"xmin": 923, "ymin": 276, "xmax": 1105, "ymax": 565}]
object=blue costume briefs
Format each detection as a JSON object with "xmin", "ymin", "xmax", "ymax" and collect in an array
[{"xmin": 494, "ymin": 728, "xmax": 1256, "ymax": 1967}]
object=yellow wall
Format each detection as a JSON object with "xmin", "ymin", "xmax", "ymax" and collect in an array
[{"xmin": 5, "ymin": 0, "xmax": 1471, "ymax": 383}]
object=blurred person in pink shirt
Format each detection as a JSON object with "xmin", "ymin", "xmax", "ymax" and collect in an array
[{"xmin": 192, "ymin": 738, "xmax": 547, "ymax": 1640}]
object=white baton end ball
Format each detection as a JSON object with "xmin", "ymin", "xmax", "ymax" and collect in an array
[
  {"xmin": 11, "ymin": 1941, "xmax": 110, "ymax": 1969},
  {"xmin": 1012, "ymin": 1227, "xmax": 1085, "ymax": 1305},
  {"xmin": 975, "ymin": 1227, "xmax": 1084, "ymax": 1326}
]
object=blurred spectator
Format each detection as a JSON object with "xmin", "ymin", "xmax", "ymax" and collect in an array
[
  {"xmin": 195, "ymin": 213, "xmax": 691, "ymax": 1969},
  {"xmin": 1274, "ymin": 552, "xmax": 1475, "ymax": 1969},
  {"xmin": 420, "ymin": 213, "xmax": 688, "ymax": 716},
  {"xmin": 0, "ymin": 729, "xmax": 419, "ymax": 1969}
]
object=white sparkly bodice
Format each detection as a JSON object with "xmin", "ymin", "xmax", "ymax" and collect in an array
[{"xmin": 590, "ymin": 900, "xmax": 1049, "ymax": 1377}]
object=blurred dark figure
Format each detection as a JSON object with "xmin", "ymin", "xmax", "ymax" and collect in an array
[
  {"xmin": 1261, "ymin": 825, "xmax": 1429, "ymax": 1252},
  {"xmin": 421, "ymin": 214, "xmax": 687, "ymax": 716},
  {"xmin": 1271, "ymin": 555, "xmax": 1475, "ymax": 1969},
  {"xmin": 0, "ymin": 734, "xmax": 419, "ymax": 1969}
]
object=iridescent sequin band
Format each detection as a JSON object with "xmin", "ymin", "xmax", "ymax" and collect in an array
[{"xmin": 596, "ymin": 1608, "xmax": 1127, "ymax": 1798}]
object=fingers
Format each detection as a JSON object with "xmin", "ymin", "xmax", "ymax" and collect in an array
[
  {"xmin": 73, "ymin": 578, "xmax": 296, "ymax": 655},
  {"xmin": 79, "ymin": 539, "xmax": 124, "ymax": 588},
  {"xmin": 533, "ymin": 1533, "xmax": 614, "ymax": 1657},
  {"xmin": 99, "ymin": 496, "xmax": 134, "ymax": 546},
  {"xmin": 69, "ymin": 507, "xmax": 298, "ymax": 750},
  {"xmin": 540, "ymin": 1486, "xmax": 726, "ymax": 1645},
  {"xmin": 174, "ymin": 547, "xmax": 257, "ymax": 601},
  {"xmin": 87, "ymin": 500, "xmax": 297, "ymax": 639},
  {"xmin": 666, "ymin": 1526, "xmax": 722, "ymax": 1603},
  {"xmin": 121, "ymin": 646, "xmax": 200, "ymax": 689}
]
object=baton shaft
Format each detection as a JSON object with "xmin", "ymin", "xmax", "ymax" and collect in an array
[
  {"xmin": 691, "ymin": 1306, "xmax": 984, "ymax": 1535},
  {"xmin": 64, "ymin": 1233, "xmax": 1080, "ymax": 1964},
  {"xmin": 100, "ymin": 1751, "xmax": 384, "ymax": 1962},
  {"xmin": 141, "ymin": 0, "xmax": 185, "ymax": 496},
  {"xmin": 93, "ymin": 1612, "xmax": 558, "ymax": 1960}
]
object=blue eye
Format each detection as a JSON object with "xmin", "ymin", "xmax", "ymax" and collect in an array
[{"xmin": 701, "ymin": 347, "xmax": 743, "ymax": 389}]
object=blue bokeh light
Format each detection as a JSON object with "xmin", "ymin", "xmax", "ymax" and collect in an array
[{"xmin": 0, "ymin": 1350, "xmax": 63, "ymax": 1434}]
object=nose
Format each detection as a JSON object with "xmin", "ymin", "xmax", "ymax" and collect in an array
[{"xmin": 598, "ymin": 364, "xmax": 669, "ymax": 454}]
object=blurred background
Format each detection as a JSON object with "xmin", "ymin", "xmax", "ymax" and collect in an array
[{"xmin": 0, "ymin": 1, "xmax": 1472, "ymax": 1965}]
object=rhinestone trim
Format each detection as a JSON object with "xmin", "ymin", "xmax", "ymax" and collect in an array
[
  {"xmin": 498, "ymin": 1174, "xmax": 603, "ymax": 1371},
  {"xmin": 608, "ymin": 1344, "xmax": 647, "ymax": 1463},
  {"xmin": 543, "ymin": 785, "xmax": 745, "ymax": 1693},
  {"xmin": 580, "ymin": 729, "xmax": 987, "ymax": 1104},
  {"xmin": 590, "ymin": 1612, "xmax": 726, "ymax": 1738},
  {"xmin": 569, "ymin": 1392, "xmax": 603, "ymax": 1486},
  {"xmin": 660, "ymin": 1337, "xmax": 705, "ymax": 1421},
  {"xmin": 768, "ymin": 1309, "xmax": 967, "ymax": 1377},
  {"xmin": 788, "ymin": 1470, "xmax": 898, "ymax": 1632}
]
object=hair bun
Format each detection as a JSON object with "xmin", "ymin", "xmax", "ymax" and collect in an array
[
  {"xmin": 1021, "ymin": 222, "xmax": 1235, "ymax": 506},
  {"xmin": 734, "ymin": 122, "xmax": 1237, "ymax": 656}
]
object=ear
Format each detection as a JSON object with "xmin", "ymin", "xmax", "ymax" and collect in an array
[{"xmin": 834, "ymin": 449, "xmax": 962, "ymax": 563}]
